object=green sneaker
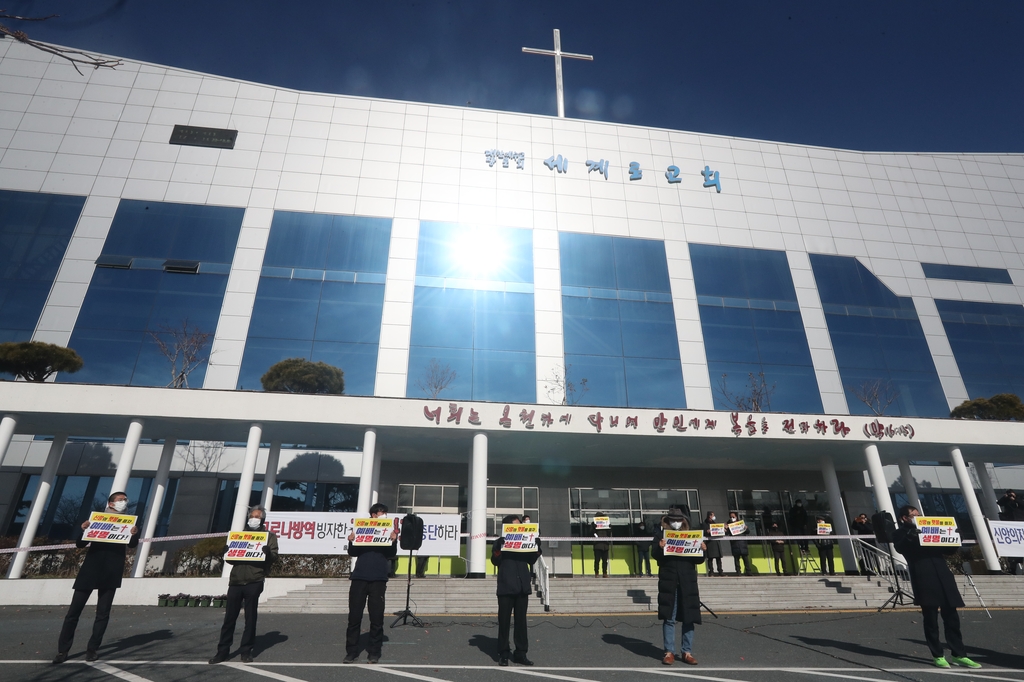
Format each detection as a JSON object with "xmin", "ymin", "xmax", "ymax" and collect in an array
[
  {"xmin": 948, "ymin": 656, "xmax": 981, "ymax": 669},
  {"xmin": 932, "ymin": 657, "xmax": 951, "ymax": 668}
]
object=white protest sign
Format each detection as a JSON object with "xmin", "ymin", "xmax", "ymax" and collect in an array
[
  {"xmin": 664, "ymin": 530, "xmax": 703, "ymax": 556},
  {"xmin": 989, "ymin": 520, "xmax": 1024, "ymax": 558},
  {"xmin": 266, "ymin": 512, "xmax": 461, "ymax": 556},
  {"xmin": 708, "ymin": 523, "xmax": 725, "ymax": 537},
  {"xmin": 226, "ymin": 531, "xmax": 268, "ymax": 561},
  {"xmin": 727, "ymin": 520, "xmax": 747, "ymax": 535},
  {"xmin": 501, "ymin": 523, "xmax": 539, "ymax": 552},
  {"xmin": 83, "ymin": 512, "xmax": 137, "ymax": 544},
  {"xmin": 817, "ymin": 522, "xmax": 833, "ymax": 536},
  {"xmin": 594, "ymin": 516, "xmax": 611, "ymax": 529},
  {"xmin": 915, "ymin": 516, "xmax": 961, "ymax": 547}
]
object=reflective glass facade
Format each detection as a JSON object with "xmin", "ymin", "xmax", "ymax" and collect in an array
[
  {"xmin": 560, "ymin": 234, "xmax": 684, "ymax": 408},
  {"xmin": 62, "ymin": 201, "xmax": 243, "ymax": 387},
  {"xmin": 936, "ymin": 299, "xmax": 1024, "ymax": 399},
  {"xmin": 810, "ymin": 254, "xmax": 948, "ymax": 416},
  {"xmin": 690, "ymin": 244, "xmax": 821, "ymax": 413},
  {"xmin": 407, "ymin": 223, "xmax": 536, "ymax": 403},
  {"xmin": 0, "ymin": 190, "xmax": 85, "ymax": 343},
  {"xmin": 921, "ymin": 263, "xmax": 1013, "ymax": 284},
  {"xmin": 237, "ymin": 212, "xmax": 390, "ymax": 395}
]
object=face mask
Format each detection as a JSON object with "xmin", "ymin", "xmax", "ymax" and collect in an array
[
  {"xmin": 669, "ymin": 521, "xmax": 683, "ymax": 530},
  {"xmin": 709, "ymin": 516, "xmax": 715, "ymax": 522},
  {"xmin": 247, "ymin": 517, "xmax": 262, "ymax": 529},
  {"xmin": 111, "ymin": 500, "xmax": 127, "ymax": 513}
]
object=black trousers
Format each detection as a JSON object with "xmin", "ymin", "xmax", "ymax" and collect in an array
[
  {"xmin": 637, "ymin": 547, "xmax": 651, "ymax": 575},
  {"xmin": 347, "ymin": 579, "xmax": 387, "ymax": 656},
  {"xmin": 497, "ymin": 594, "xmax": 529, "ymax": 656},
  {"xmin": 922, "ymin": 605, "xmax": 965, "ymax": 659},
  {"xmin": 593, "ymin": 549, "xmax": 609, "ymax": 575},
  {"xmin": 58, "ymin": 588, "xmax": 116, "ymax": 654},
  {"xmin": 772, "ymin": 552, "xmax": 784, "ymax": 574},
  {"xmin": 218, "ymin": 581, "xmax": 264, "ymax": 655},
  {"xmin": 817, "ymin": 545, "xmax": 835, "ymax": 575},
  {"xmin": 707, "ymin": 555, "xmax": 723, "ymax": 574},
  {"xmin": 733, "ymin": 552, "xmax": 751, "ymax": 575},
  {"xmin": 416, "ymin": 555, "xmax": 429, "ymax": 577}
]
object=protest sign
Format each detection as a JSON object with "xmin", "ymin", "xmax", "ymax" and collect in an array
[
  {"xmin": 817, "ymin": 522, "xmax": 833, "ymax": 535},
  {"xmin": 226, "ymin": 531, "xmax": 268, "ymax": 561},
  {"xmin": 83, "ymin": 511, "xmax": 137, "ymax": 544},
  {"xmin": 594, "ymin": 516, "xmax": 611, "ymax": 530},
  {"xmin": 664, "ymin": 530, "xmax": 704, "ymax": 556},
  {"xmin": 727, "ymin": 520, "xmax": 747, "ymax": 535},
  {"xmin": 265, "ymin": 513, "xmax": 460, "ymax": 555},
  {"xmin": 915, "ymin": 516, "xmax": 961, "ymax": 547},
  {"xmin": 352, "ymin": 517, "xmax": 398, "ymax": 546},
  {"xmin": 502, "ymin": 523, "xmax": 539, "ymax": 552},
  {"xmin": 988, "ymin": 520, "xmax": 1024, "ymax": 558},
  {"xmin": 708, "ymin": 523, "xmax": 725, "ymax": 537}
]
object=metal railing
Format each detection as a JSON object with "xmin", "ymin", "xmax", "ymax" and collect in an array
[
  {"xmin": 534, "ymin": 553, "xmax": 551, "ymax": 611},
  {"xmin": 852, "ymin": 537, "xmax": 913, "ymax": 601}
]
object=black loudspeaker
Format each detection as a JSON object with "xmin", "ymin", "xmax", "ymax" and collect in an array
[
  {"xmin": 399, "ymin": 513, "xmax": 424, "ymax": 551},
  {"xmin": 871, "ymin": 511, "xmax": 896, "ymax": 544}
]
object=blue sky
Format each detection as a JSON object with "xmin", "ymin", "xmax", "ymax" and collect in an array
[{"xmin": 5, "ymin": 1, "xmax": 1024, "ymax": 152}]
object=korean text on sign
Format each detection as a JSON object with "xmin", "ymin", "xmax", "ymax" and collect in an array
[
  {"xmin": 352, "ymin": 518, "xmax": 397, "ymax": 546},
  {"xmin": 227, "ymin": 531, "xmax": 268, "ymax": 561},
  {"xmin": 708, "ymin": 523, "xmax": 726, "ymax": 537},
  {"xmin": 727, "ymin": 520, "xmax": 747, "ymax": 535},
  {"xmin": 594, "ymin": 516, "xmax": 611, "ymax": 530},
  {"xmin": 817, "ymin": 522, "xmax": 833, "ymax": 536},
  {"xmin": 989, "ymin": 520, "xmax": 1024, "ymax": 558},
  {"xmin": 83, "ymin": 511, "xmax": 137, "ymax": 544},
  {"xmin": 915, "ymin": 516, "xmax": 961, "ymax": 547},
  {"xmin": 664, "ymin": 530, "xmax": 704, "ymax": 556},
  {"xmin": 502, "ymin": 523, "xmax": 539, "ymax": 552}
]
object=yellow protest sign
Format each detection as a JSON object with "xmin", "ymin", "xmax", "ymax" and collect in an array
[
  {"xmin": 816, "ymin": 522, "xmax": 832, "ymax": 535},
  {"xmin": 227, "ymin": 531, "xmax": 269, "ymax": 561},
  {"xmin": 915, "ymin": 516, "xmax": 961, "ymax": 547},
  {"xmin": 664, "ymin": 530, "xmax": 704, "ymax": 556},
  {"xmin": 727, "ymin": 520, "xmax": 747, "ymax": 535},
  {"xmin": 502, "ymin": 523, "xmax": 539, "ymax": 552},
  {"xmin": 83, "ymin": 511, "xmax": 137, "ymax": 544},
  {"xmin": 352, "ymin": 517, "xmax": 397, "ymax": 545},
  {"xmin": 708, "ymin": 523, "xmax": 726, "ymax": 537}
]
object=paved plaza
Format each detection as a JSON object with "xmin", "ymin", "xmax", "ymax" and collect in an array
[{"xmin": 2, "ymin": 605, "xmax": 1023, "ymax": 682}]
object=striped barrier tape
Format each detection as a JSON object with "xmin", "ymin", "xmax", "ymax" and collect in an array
[{"xmin": 0, "ymin": 531, "xmax": 228, "ymax": 555}]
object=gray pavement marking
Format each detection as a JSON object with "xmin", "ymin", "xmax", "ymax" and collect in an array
[
  {"xmin": 90, "ymin": 661, "xmax": 157, "ymax": 682},
  {"xmin": 365, "ymin": 665, "xmax": 462, "ymax": 682},
  {"xmin": 643, "ymin": 667, "xmax": 753, "ymax": 681},
  {"xmin": 785, "ymin": 669, "xmax": 894, "ymax": 681},
  {"xmin": 502, "ymin": 668, "xmax": 604, "ymax": 682},
  {"xmin": 225, "ymin": 662, "xmax": 313, "ymax": 682}
]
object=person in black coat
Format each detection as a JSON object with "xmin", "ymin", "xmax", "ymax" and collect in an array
[
  {"xmin": 209, "ymin": 506, "xmax": 279, "ymax": 664},
  {"xmin": 789, "ymin": 499, "xmax": 809, "ymax": 552},
  {"xmin": 701, "ymin": 512, "xmax": 723, "ymax": 576},
  {"xmin": 892, "ymin": 505, "xmax": 981, "ymax": 669},
  {"xmin": 635, "ymin": 520, "xmax": 653, "ymax": 577},
  {"xmin": 344, "ymin": 503, "xmax": 398, "ymax": 664},
  {"xmin": 813, "ymin": 516, "xmax": 836, "ymax": 576},
  {"xmin": 592, "ymin": 513, "xmax": 611, "ymax": 577},
  {"xmin": 491, "ymin": 513, "xmax": 540, "ymax": 666},
  {"xmin": 651, "ymin": 507, "xmax": 705, "ymax": 666},
  {"xmin": 726, "ymin": 512, "xmax": 751, "ymax": 575},
  {"xmin": 54, "ymin": 491, "xmax": 139, "ymax": 664}
]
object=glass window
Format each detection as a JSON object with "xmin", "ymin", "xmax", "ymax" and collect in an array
[
  {"xmin": 691, "ymin": 244, "xmax": 821, "ymax": 413},
  {"xmin": 238, "ymin": 212, "xmax": 390, "ymax": 396},
  {"xmin": 417, "ymin": 222, "xmax": 533, "ymax": 283},
  {"xmin": 0, "ymin": 190, "xmax": 85, "ymax": 342},
  {"xmin": 922, "ymin": 263, "xmax": 1013, "ymax": 284},
  {"xmin": 935, "ymin": 299, "xmax": 1024, "ymax": 399},
  {"xmin": 810, "ymin": 254, "xmax": 947, "ymax": 417},
  {"xmin": 572, "ymin": 487, "xmax": 699, "ymax": 538}
]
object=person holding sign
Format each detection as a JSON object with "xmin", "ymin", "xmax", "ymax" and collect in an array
[
  {"xmin": 344, "ymin": 503, "xmax": 398, "ymax": 664},
  {"xmin": 210, "ymin": 506, "xmax": 279, "ymax": 664},
  {"xmin": 592, "ymin": 513, "xmax": 611, "ymax": 577},
  {"xmin": 53, "ymin": 491, "xmax": 139, "ymax": 664},
  {"xmin": 726, "ymin": 513, "xmax": 751, "ymax": 576},
  {"xmin": 651, "ymin": 507, "xmax": 705, "ymax": 666},
  {"xmin": 892, "ymin": 505, "xmax": 980, "ymax": 669},
  {"xmin": 701, "ymin": 512, "xmax": 724, "ymax": 576},
  {"xmin": 813, "ymin": 516, "xmax": 836, "ymax": 576},
  {"xmin": 491, "ymin": 514, "xmax": 541, "ymax": 666}
]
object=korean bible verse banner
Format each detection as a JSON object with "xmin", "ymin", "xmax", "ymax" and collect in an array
[
  {"xmin": 83, "ymin": 512, "xmax": 136, "ymax": 544},
  {"xmin": 915, "ymin": 516, "xmax": 961, "ymax": 547},
  {"xmin": 226, "ymin": 531, "xmax": 268, "ymax": 561},
  {"xmin": 265, "ymin": 512, "xmax": 460, "ymax": 556},
  {"xmin": 664, "ymin": 530, "xmax": 704, "ymax": 556}
]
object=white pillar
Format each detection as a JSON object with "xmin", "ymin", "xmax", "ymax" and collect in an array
[
  {"xmin": 132, "ymin": 438, "xmax": 176, "ymax": 578},
  {"xmin": 950, "ymin": 447, "xmax": 1001, "ymax": 573},
  {"xmin": 972, "ymin": 461, "xmax": 1001, "ymax": 521},
  {"xmin": 897, "ymin": 459, "xmax": 921, "ymax": 512},
  {"xmin": 356, "ymin": 429, "xmax": 376, "ymax": 515},
  {"xmin": 863, "ymin": 444, "xmax": 897, "ymax": 524},
  {"xmin": 820, "ymin": 455, "xmax": 857, "ymax": 574},
  {"xmin": 110, "ymin": 420, "xmax": 144, "ymax": 496},
  {"xmin": 8, "ymin": 434, "xmax": 67, "ymax": 579},
  {"xmin": 0, "ymin": 415, "xmax": 17, "ymax": 466},
  {"xmin": 260, "ymin": 441, "xmax": 282, "ymax": 511},
  {"xmin": 223, "ymin": 424, "xmax": 262, "ymax": 578},
  {"xmin": 468, "ymin": 433, "xmax": 488, "ymax": 578},
  {"xmin": 371, "ymin": 448, "xmax": 382, "ymax": 506}
]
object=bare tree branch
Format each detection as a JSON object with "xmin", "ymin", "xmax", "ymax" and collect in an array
[
  {"xmin": 544, "ymin": 363, "xmax": 589, "ymax": 406},
  {"xmin": 716, "ymin": 371, "xmax": 776, "ymax": 412},
  {"xmin": 415, "ymin": 358, "xmax": 457, "ymax": 398},
  {"xmin": 148, "ymin": 319, "xmax": 211, "ymax": 388},
  {"xmin": 0, "ymin": 11, "xmax": 123, "ymax": 75},
  {"xmin": 846, "ymin": 378, "xmax": 900, "ymax": 416},
  {"xmin": 177, "ymin": 441, "xmax": 225, "ymax": 473}
]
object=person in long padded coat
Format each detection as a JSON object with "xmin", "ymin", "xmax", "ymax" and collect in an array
[
  {"xmin": 651, "ymin": 507, "xmax": 705, "ymax": 666},
  {"xmin": 491, "ymin": 514, "xmax": 541, "ymax": 667},
  {"xmin": 892, "ymin": 505, "xmax": 980, "ymax": 670},
  {"xmin": 700, "ymin": 511, "xmax": 723, "ymax": 576},
  {"xmin": 53, "ymin": 491, "xmax": 139, "ymax": 664}
]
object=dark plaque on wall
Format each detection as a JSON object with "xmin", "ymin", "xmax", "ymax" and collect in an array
[{"xmin": 169, "ymin": 125, "xmax": 237, "ymax": 149}]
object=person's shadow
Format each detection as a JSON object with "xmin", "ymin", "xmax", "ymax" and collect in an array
[
  {"xmin": 255, "ymin": 630, "xmax": 288, "ymax": 655},
  {"xmin": 468, "ymin": 634, "xmax": 499, "ymax": 662},
  {"xmin": 902, "ymin": 638, "xmax": 1024, "ymax": 669},
  {"xmin": 602, "ymin": 633, "xmax": 662, "ymax": 661},
  {"xmin": 98, "ymin": 629, "xmax": 174, "ymax": 658},
  {"xmin": 791, "ymin": 634, "xmax": 930, "ymax": 665}
]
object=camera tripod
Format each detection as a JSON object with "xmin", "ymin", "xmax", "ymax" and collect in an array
[
  {"xmin": 699, "ymin": 600, "xmax": 719, "ymax": 619},
  {"xmin": 390, "ymin": 547, "xmax": 424, "ymax": 628},
  {"xmin": 877, "ymin": 543, "xmax": 912, "ymax": 611}
]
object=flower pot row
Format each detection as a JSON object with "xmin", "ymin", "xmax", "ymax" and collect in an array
[{"xmin": 157, "ymin": 594, "xmax": 226, "ymax": 607}]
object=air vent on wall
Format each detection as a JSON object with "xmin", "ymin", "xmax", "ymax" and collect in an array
[
  {"xmin": 163, "ymin": 259, "xmax": 200, "ymax": 274},
  {"xmin": 95, "ymin": 255, "xmax": 133, "ymax": 269}
]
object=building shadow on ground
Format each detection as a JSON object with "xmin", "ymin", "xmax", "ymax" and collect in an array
[
  {"xmin": 601, "ymin": 633, "xmax": 662, "ymax": 661},
  {"xmin": 468, "ymin": 634, "xmax": 499, "ymax": 662}
]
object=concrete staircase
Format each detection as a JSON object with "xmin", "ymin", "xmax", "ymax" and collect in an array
[{"xmin": 262, "ymin": 573, "xmax": 973, "ymax": 614}]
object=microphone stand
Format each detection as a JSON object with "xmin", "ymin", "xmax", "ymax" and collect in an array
[{"xmin": 390, "ymin": 547, "xmax": 424, "ymax": 628}]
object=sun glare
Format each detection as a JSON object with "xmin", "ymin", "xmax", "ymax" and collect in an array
[{"xmin": 450, "ymin": 227, "xmax": 506, "ymax": 279}]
